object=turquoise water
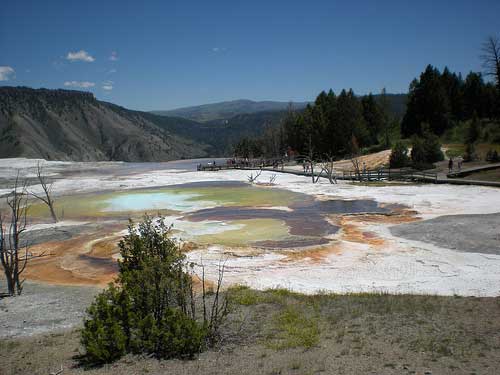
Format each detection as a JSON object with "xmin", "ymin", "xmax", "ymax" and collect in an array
[{"xmin": 102, "ymin": 192, "xmax": 211, "ymax": 212}]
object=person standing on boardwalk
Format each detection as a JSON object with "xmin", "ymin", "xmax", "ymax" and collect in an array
[{"xmin": 448, "ymin": 158, "xmax": 453, "ymax": 173}]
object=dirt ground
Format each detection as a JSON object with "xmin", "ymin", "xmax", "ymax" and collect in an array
[
  {"xmin": 331, "ymin": 149, "xmax": 391, "ymax": 171},
  {"xmin": 2, "ymin": 288, "xmax": 500, "ymax": 375}
]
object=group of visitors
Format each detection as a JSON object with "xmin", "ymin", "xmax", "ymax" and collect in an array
[
  {"xmin": 302, "ymin": 161, "xmax": 311, "ymax": 173},
  {"xmin": 448, "ymin": 156, "xmax": 463, "ymax": 173}
]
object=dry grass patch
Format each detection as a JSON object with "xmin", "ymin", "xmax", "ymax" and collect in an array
[{"xmin": 2, "ymin": 289, "xmax": 500, "ymax": 374}]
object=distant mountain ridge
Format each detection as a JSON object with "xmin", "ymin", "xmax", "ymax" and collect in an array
[
  {"xmin": 151, "ymin": 99, "xmax": 310, "ymax": 122},
  {"xmin": 0, "ymin": 87, "xmax": 408, "ymax": 161},
  {"xmin": 152, "ymin": 94, "xmax": 407, "ymax": 123},
  {"xmin": 0, "ymin": 87, "xmax": 209, "ymax": 161},
  {"xmin": 148, "ymin": 110, "xmax": 288, "ymax": 156}
]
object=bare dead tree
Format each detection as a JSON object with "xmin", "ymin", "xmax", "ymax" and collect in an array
[
  {"xmin": 247, "ymin": 170, "xmax": 262, "ymax": 184},
  {"xmin": 349, "ymin": 134, "xmax": 363, "ymax": 182},
  {"xmin": 195, "ymin": 259, "xmax": 230, "ymax": 346},
  {"xmin": 299, "ymin": 134, "xmax": 321, "ymax": 183},
  {"xmin": 31, "ymin": 162, "xmax": 58, "ymax": 223},
  {"xmin": 269, "ymin": 174, "xmax": 277, "ymax": 185},
  {"xmin": 307, "ymin": 135, "xmax": 318, "ymax": 183},
  {"xmin": 318, "ymin": 156, "xmax": 337, "ymax": 184},
  {"xmin": 208, "ymin": 260, "xmax": 229, "ymax": 342},
  {"xmin": 1, "ymin": 175, "xmax": 30, "ymax": 296},
  {"xmin": 351, "ymin": 158, "xmax": 362, "ymax": 181},
  {"xmin": 481, "ymin": 35, "xmax": 500, "ymax": 90}
]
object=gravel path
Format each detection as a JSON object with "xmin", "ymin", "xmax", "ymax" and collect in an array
[
  {"xmin": 390, "ymin": 213, "xmax": 500, "ymax": 254},
  {"xmin": 0, "ymin": 281, "xmax": 99, "ymax": 338}
]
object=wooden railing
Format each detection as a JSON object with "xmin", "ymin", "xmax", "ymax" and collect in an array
[
  {"xmin": 197, "ymin": 160, "xmax": 438, "ymax": 183},
  {"xmin": 340, "ymin": 169, "xmax": 438, "ymax": 183},
  {"xmin": 197, "ymin": 158, "xmax": 283, "ymax": 171}
]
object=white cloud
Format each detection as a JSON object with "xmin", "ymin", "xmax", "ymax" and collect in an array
[
  {"xmin": 108, "ymin": 68, "xmax": 117, "ymax": 74},
  {"xmin": 109, "ymin": 51, "xmax": 118, "ymax": 61},
  {"xmin": 0, "ymin": 66, "xmax": 15, "ymax": 81},
  {"xmin": 211, "ymin": 47, "xmax": 228, "ymax": 53},
  {"xmin": 102, "ymin": 80, "xmax": 114, "ymax": 91},
  {"xmin": 64, "ymin": 81, "xmax": 95, "ymax": 88},
  {"xmin": 66, "ymin": 50, "xmax": 95, "ymax": 62}
]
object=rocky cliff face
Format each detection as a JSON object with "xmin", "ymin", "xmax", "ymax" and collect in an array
[{"xmin": 0, "ymin": 87, "xmax": 208, "ymax": 161}]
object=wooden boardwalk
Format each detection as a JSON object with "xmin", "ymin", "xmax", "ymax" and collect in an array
[
  {"xmin": 261, "ymin": 167, "xmax": 439, "ymax": 184},
  {"xmin": 197, "ymin": 161, "xmax": 500, "ymax": 187},
  {"xmin": 446, "ymin": 162, "xmax": 500, "ymax": 178}
]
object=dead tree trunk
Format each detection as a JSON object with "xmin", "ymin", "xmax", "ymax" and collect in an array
[
  {"xmin": 319, "ymin": 157, "xmax": 337, "ymax": 184},
  {"xmin": 307, "ymin": 135, "xmax": 320, "ymax": 183},
  {"xmin": 0, "ymin": 175, "xmax": 29, "ymax": 296},
  {"xmin": 482, "ymin": 36, "xmax": 500, "ymax": 91},
  {"xmin": 31, "ymin": 162, "xmax": 58, "ymax": 223},
  {"xmin": 247, "ymin": 170, "xmax": 262, "ymax": 184},
  {"xmin": 351, "ymin": 157, "xmax": 362, "ymax": 182}
]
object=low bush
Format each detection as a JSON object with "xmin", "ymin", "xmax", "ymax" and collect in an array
[
  {"xmin": 411, "ymin": 126, "xmax": 444, "ymax": 169},
  {"xmin": 267, "ymin": 305, "xmax": 320, "ymax": 350},
  {"xmin": 81, "ymin": 285, "xmax": 128, "ymax": 364},
  {"xmin": 486, "ymin": 149, "xmax": 499, "ymax": 162},
  {"xmin": 81, "ymin": 216, "xmax": 228, "ymax": 365},
  {"xmin": 389, "ymin": 141, "xmax": 410, "ymax": 168}
]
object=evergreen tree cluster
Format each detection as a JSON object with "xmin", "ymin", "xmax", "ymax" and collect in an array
[
  {"xmin": 283, "ymin": 89, "xmax": 390, "ymax": 158},
  {"xmin": 402, "ymin": 65, "xmax": 498, "ymax": 137},
  {"xmin": 233, "ymin": 123, "xmax": 285, "ymax": 159},
  {"xmin": 232, "ymin": 61, "xmax": 499, "ymax": 165}
]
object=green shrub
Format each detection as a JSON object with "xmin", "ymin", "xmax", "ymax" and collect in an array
[
  {"xmin": 227, "ymin": 285, "xmax": 262, "ymax": 305},
  {"xmin": 267, "ymin": 305, "xmax": 320, "ymax": 349},
  {"xmin": 464, "ymin": 142, "xmax": 478, "ymax": 162},
  {"xmin": 81, "ymin": 285, "xmax": 128, "ymax": 364},
  {"xmin": 464, "ymin": 114, "xmax": 481, "ymax": 161},
  {"xmin": 411, "ymin": 126, "xmax": 444, "ymax": 169},
  {"xmin": 410, "ymin": 136, "xmax": 431, "ymax": 170},
  {"xmin": 486, "ymin": 149, "xmax": 499, "ymax": 162},
  {"xmin": 389, "ymin": 141, "xmax": 410, "ymax": 168},
  {"xmin": 132, "ymin": 309, "xmax": 206, "ymax": 359},
  {"xmin": 423, "ymin": 133, "xmax": 445, "ymax": 163},
  {"xmin": 81, "ymin": 216, "xmax": 228, "ymax": 365}
]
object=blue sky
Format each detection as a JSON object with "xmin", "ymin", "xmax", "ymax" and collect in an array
[{"xmin": 1, "ymin": 0, "xmax": 499, "ymax": 111}]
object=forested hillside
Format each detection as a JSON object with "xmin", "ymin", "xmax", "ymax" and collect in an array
[{"xmin": 232, "ymin": 62, "xmax": 499, "ymax": 162}]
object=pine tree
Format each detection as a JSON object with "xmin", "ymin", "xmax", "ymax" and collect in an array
[
  {"xmin": 464, "ymin": 113, "xmax": 481, "ymax": 161},
  {"xmin": 377, "ymin": 88, "xmax": 392, "ymax": 147},
  {"xmin": 402, "ymin": 65, "xmax": 451, "ymax": 137},
  {"xmin": 361, "ymin": 93, "xmax": 384, "ymax": 145},
  {"xmin": 389, "ymin": 142, "xmax": 410, "ymax": 168}
]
